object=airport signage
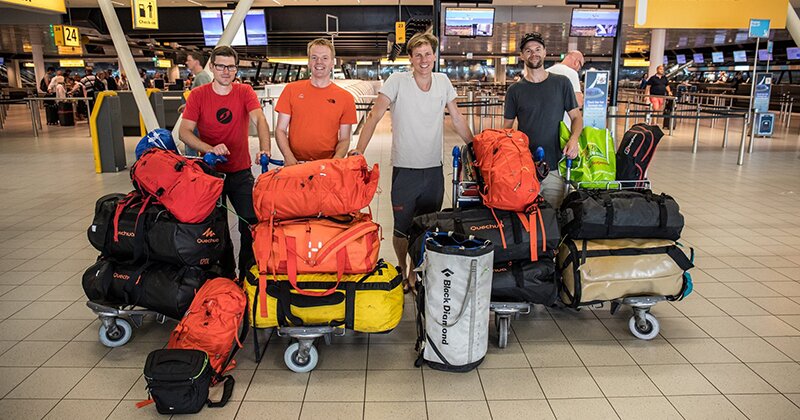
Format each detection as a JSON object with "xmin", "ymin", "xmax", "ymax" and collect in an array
[
  {"xmin": 749, "ymin": 19, "xmax": 770, "ymax": 38},
  {"xmin": 0, "ymin": 0, "xmax": 65, "ymax": 14},
  {"xmin": 634, "ymin": 0, "xmax": 786, "ymax": 29},
  {"xmin": 395, "ymin": 21, "xmax": 406, "ymax": 44},
  {"xmin": 754, "ymin": 73, "xmax": 772, "ymax": 113},
  {"xmin": 132, "ymin": 0, "xmax": 159, "ymax": 30},
  {"xmin": 155, "ymin": 58, "xmax": 172, "ymax": 68},
  {"xmin": 583, "ymin": 70, "xmax": 609, "ymax": 129},
  {"xmin": 59, "ymin": 59, "xmax": 85, "ymax": 67},
  {"xmin": 53, "ymin": 25, "xmax": 81, "ymax": 48}
]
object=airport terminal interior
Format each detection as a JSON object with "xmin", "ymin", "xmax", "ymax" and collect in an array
[{"xmin": 1, "ymin": 0, "xmax": 800, "ymax": 419}]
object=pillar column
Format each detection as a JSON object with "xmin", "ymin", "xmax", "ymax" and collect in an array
[
  {"xmin": 568, "ymin": 37, "xmax": 578, "ymax": 53},
  {"xmin": 7, "ymin": 59, "xmax": 21, "ymax": 88},
  {"xmin": 648, "ymin": 28, "xmax": 666, "ymax": 77},
  {"xmin": 496, "ymin": 62, "xmax": 507, "ymax": 84},
  {"xmin": 168, "ymin": 65, "xmax": 179, "ymax": 83},
  {"xmin": 32, "ymin": 44, "xmax": 46, "ymax": 93}
]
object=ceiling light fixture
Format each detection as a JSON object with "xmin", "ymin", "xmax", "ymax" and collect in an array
[
  {"xmin": 187, "ymin": 0, "xmax": 202, "ymax": 5},
  {"xmin": 272, "ymin": 0, "xmax": 281, "ymax": 4},
  {"xmin": 111, "ymin": 1, "xmax": 125, "ymax": 5}
]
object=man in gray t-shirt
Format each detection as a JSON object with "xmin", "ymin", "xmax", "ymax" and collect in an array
[{"xmin": 504, "ymin": 32, "xmax": 582, "ymax": 207}]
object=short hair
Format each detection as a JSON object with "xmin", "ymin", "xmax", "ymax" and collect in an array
[
  {"xmin": 307, "ymin": 38, "xmax": 336, "ymax": 57},
  {"xmin": 210, "ymin": 46, "xmax": 238, "ymax": 65},
  {"xmin": 47, "ymin": 67, "xmax": 55, "ymax": 72},
  {"xmin": 187, "ymin": 51, "xmax": 206, "ymax": 67},
  {"xmin": 406, "ymin": 32, "xmax": 439, "ymax": 56}
]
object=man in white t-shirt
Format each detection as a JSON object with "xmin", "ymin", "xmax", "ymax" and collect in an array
[
  {"xmin": 349, "ymin": 32, "xmax": 474, "ymax": 293},
  {"xmin": 547, "ymin": 50, "xmax": 584, "ymax": 125}
]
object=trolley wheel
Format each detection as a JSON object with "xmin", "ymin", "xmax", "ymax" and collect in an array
[
  {"xmin": 98, "ymin": 318, "xmax": 133, "ymax": 348},
  {"xmin": 497, "ymin": 317, "xmax": 509, "ymax": 348},
  {"xmin": 629, "ymin": 313, "xmax": 660, "ymax": 340},
  {"xmin": 284, "ymin": 342, "xmax": 319, "ymax": 373}
]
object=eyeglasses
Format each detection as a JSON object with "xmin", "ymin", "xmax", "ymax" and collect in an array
[{"xmin": 212, "ymin": 64, "xmax": 238, "ymax": 73}]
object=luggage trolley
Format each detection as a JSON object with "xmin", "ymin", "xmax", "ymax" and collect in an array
[
  {"xmin": 562, "ymin": 160, "xmax": 671, "ymax": 340},
  {"xmin": 87, "ymin": 301, "xmax": 169, "ymax": 347},
  {"xmin": 451, "ymin": 146, "xmax": 532, "ymax": 349}
]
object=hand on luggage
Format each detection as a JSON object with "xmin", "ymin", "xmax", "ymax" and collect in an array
[
  {"xmin": 203, "ymin": 152, "xmax": 228, "ymax": 167},
  {"xmin": 562, "ymin": 138, "xmax": 579, "ymax": 159},
  {"xmin": 209, "ymin": 143, "xmax": 230, "ymax": 156},
  {"xmin": 258, "ymin": 153, "xmax": 284, "ymax": 173},
  {"xmin": 346, "ymin": 148, "xmax": 363, "ymax": 156}
]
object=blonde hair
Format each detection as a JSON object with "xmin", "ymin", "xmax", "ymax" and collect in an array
[
  {"xmin": 406, "ymin": 32, "xmax": 439, "ymax": 56},
  {"xmin": 307, "ymin": 38, "xmax": 336, "ymax": 57}
]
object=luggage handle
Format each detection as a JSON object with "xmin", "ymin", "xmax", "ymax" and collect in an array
[
  {"xmin": 425, "ymin": 259, "xmax": 477, "ymax": 328},
  {"xmin": 285, "ymin": 236, "xmax": 345, "ymax": 297},
  {"xmin": 206, "ymin": 375, "xmax": 234, "ymax": 408}
]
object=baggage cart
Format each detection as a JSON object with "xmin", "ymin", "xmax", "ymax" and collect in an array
[
  {"xmin": 451, "ymin": 146, "xmax": 532, "ymax": 348},
  {"xmin": 86, "ymin": 301, "xmax": 169, "ymax": 347},
  {"xmin": 562, "ymin": 159, "xmax": 683, "ymax": 340}
]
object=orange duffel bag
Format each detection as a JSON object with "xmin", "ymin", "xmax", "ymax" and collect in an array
[
  {"xmin": 472, "ymin": 129, "xmax": 540, "ymax": 212},
  {"xmin": 253, "ymin": 155, "xmax": 380, "ymax": 221},
  {"xmin": 252, "ymin": 213, "xmax": 381, "ymax": 317}
]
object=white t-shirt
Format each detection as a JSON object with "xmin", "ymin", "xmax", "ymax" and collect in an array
[
  {"xmin": 379, "ymin": 71, "xmax": 457, "ymax": 169},
  {"xmin": 547, "ymin": 63, "xmax": 581, "ymax": 126}
]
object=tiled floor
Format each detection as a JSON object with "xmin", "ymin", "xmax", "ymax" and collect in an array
[{"xmin": 0, "ymin": 103, "xmax": 799, "ymax": 419}]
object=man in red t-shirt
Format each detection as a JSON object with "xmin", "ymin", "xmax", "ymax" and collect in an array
[
  {"xmin": 180, "ymin": 46, "xmax": 271, "ymax": 278},
  {"xmin": 275, "ymin": 38, "xmax": 357, "ymax": 165}
]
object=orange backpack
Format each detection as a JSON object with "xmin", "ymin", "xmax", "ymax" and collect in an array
[
  {"xmin": 167, "ymin": 278, "xmax": 247, "ymax": 384},
  {"xmin": 253, "ymin": 155, "xmax": 380, "ymax": 221},
  {"xmin": 252, "ymin": 213, "xmax": 381, "ymax": 318},
  {"xmin": 472, "ymin": 129, "xmax": 540, "ymax": 212}
]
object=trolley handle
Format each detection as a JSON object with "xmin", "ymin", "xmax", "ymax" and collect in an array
[
  {"xmin": 203, "ymin": 152, "xmax": 228, "ymax": 167},
  {"xmin": 259, "ymin": 154, "xmax": 285, "ymax": 173},
  {"xmin": 452, "ymin": 146, "xmax": 461, "ymax": 170}
]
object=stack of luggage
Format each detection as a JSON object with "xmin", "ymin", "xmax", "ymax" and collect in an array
[
  {"xmin": 557, "ymin": 124, "xmax": 694, "ymax": 308},
  {"xmin": 410, "ymin": 129, "xmax": 561, "ymax": 307},
  {"xmin": 82, "ymin": 148, "xmax": 233, "ymax": 320},
  {"xmin": 245, "ymin": 156, "xmax": 404, "ymax": 335}
]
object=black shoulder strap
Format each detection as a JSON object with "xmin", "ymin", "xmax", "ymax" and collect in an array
[{"xmin": 206, "ymin": 375, "xmax": 235, "ymax": 408}]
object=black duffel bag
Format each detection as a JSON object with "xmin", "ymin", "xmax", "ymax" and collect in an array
[
  {"xmin": 560, "ymin": 189, "xmax": 684, "ymax": 240},
  {"xmin": 82, "ymin": 259, "xmax": 214, "ymax": 319},
  {"xmin": 88, "ymin": 192, "xmax": 231, "ymax": 268},
  {"xmin": 408, "ymin": 201, "xmax": 559, "ymax": 266},
  {"xmin": 491, "ymin": 259, "xmax": 558, "ymax": 305}
]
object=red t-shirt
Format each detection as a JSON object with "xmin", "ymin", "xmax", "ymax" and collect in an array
[{"xmin": 182, "ymin": 83, "xmax": 261, "ymax": 173}]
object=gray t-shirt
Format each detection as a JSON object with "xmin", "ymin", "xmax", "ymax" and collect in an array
[
  {"xmin": 379, "ymin": 72, "xmax": 457, "ymax": 169},
  {"xmin": 504, "ymin": 74, "xmax": 578, "ymax": 169},
  {"xmin": 192, "ymin": 70, "xmax": 213, "ymax": 88}
]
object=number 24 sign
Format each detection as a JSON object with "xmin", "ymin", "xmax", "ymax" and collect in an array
[{"xmin": 53, "ymin": 25, "xmax": 80, "ymax": 48}]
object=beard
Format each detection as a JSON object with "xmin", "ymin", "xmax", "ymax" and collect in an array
[{"xmin": 524, "ymin": 57, "xmax": 543, "ymax": 70}]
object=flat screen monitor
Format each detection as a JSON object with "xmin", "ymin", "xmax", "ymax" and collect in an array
[
  {"xmin": 676, "ymin": 54, "xmax": 686, "ymax": 64},
  {"xmin": 0, "ymin": 57, "xmax": 4, "ymax": 66},
  {"xmin": 663, "ymin": 56, "xmax": 669, "ymax": 65},
  {"xmin": 712, "ymin": 52, "xmax": 724, "ymax": 63},
  {"xmin": 569, "ymin": 8, "xmax": 619, "ymax": 37},
  {"xmin": 788, "ymin": 47, "xmax": 800, "ymax": 60},
  {"xmin": 444, "ymin": 8, "xmax": 495, "ymax": 37},
  {"xmin": 733, "ymin": 50, "xmax": 747, "ymax": 62},
  {"xmin": 758, "ymin": 49, "xmax": 773, "ymax": 61},
  {"xmin": 693, "ymin": 53, "xmax": 704, "ymax": 63},
  {"xmin": 201, "ymin": 9, "xmax": 267, "ymax": 46}
]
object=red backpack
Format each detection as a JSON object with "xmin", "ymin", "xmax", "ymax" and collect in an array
[
  {"xmin": 167, "ymin": 278, "xmax": 247, "ymax": 385},
  {"xmin": 130, "ymin": 148, "xmax": 224, "ymax": 224},
  {"xmin": 472, "ymin": 129, "xmax": 540, "ymax": 212},
  {"xmin": 253, "ymin": 155, "xmax": 379, "ymax": 221}
]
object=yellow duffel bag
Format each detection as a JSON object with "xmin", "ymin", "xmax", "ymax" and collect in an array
[
  {"xmin": 244, "ymin": 260, "xmax": 403, "ymax": 333},
  {"xmin": 557, "ymin": 238, "xmax": 694, "ymax": 307}
]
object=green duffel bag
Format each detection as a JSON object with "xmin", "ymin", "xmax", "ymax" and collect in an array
[{"xmin": 558, "ymin": 123, "xmax": 618, "ymax": 188}]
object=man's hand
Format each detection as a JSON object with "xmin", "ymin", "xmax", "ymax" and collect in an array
[
  {"xmin": 283, "ymin": 156, "xmax": 299, "ymax": 166},
  {"xmin": 209, "ymin": 144, "xmax": 230, "ymax": 156},
  {"xmin": 347, "ymin": 148, "xmax": 363, "ymax": 157},
  {"xmin": 563, "ymin": 138, "xmax": 579, "ymax": 159},
  {"xmin": 254, "ymin": 150, "xmax": 271, "ymax": 165}
]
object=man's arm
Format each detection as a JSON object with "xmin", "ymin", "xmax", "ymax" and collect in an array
[
  {"xmin": 179, "ymin": 118, "xmax": 229, "ymax": 155},
  {"xmin": 666, "ymin": 84, "xmax": 673, "ymax": 96},
  {"xmin": 249, "ymin": 108, "xmax": 271, "ymax": 163},
  {"xmin": 274, "ymin": 113, "xmax": 298, "ymax": 165},
  {"xmin": 563, "ymin": 107, "xmax": 583, "ymax": 159},
  {"xmin": 335, "ymin": 124, "xmax": 352, "ymax": 158},
  {"xmin": 348, "ymin": 93, "xmax": 391, "ymax": 155},
  {"xmin": 503, "ymin": 119, "xmax": 515, "ymax": 129},
  {"xmin": 445, "ymin": 100, "xmax": 474, "ymax": 143},
  {"xmin": 575, "ymin": 91, "xmax": 584, "ymax": 107},
  {"xmin": 644, "ymin": 84, "xmax": 651, "ymax": 96}
]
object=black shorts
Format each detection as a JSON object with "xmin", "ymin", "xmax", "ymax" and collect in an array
[{"xmin": 391, "ymin": 166, "xmax": 444, "ymax": 238}]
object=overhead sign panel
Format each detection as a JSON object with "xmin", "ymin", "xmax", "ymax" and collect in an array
[
  {"xmin": 634, "ymin": 0, "xmax": 786, "ymax": 29},
  {"xmin": 0, "ymin": 0, "xmax": 65, "ymax": 14},
  {"xmin": 132, "ymin": 0, "xmax": 159, "ymax": 30}
]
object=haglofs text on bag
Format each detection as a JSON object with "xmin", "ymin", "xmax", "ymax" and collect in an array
[
  {"xmin": 616, "ymin": 123, "xmax": 664, "ymax": 181},
  {"xmin": 416, "ymin": 232, "xmax": 494, "ymax": 372},
  {"xmin": 253, "ymin": 155, "xmax": 379, "ymax": 221},
  {"xmin": 472, "ymin": 129, "xmax": 540, "ymax": 212},
  {"xmin": 82, "ymin": 259, "xmax": 213, "ymax": 319},
  {"xmin": 560, "ymin": 189, "xmax": 684, "ymax": 240},
  {"xmin": 88, "ymin": 192, "xmax": 232, "ymax": 268},
  {"xmin": 491, "ymin": 259, "xmax": 558, "ymax": 306},
  {"xmin": 130, "ymin": 148, "xmax": 223, "ymax": 224},
  {"xmin": 557, "ymin": 238, "xmax": 694, "ymax": 308},
  {"xmin": 244, "ymin": 261, "xmax": 403, "ymax": 333},
  {"xmin": 168, "ymin": 278, "xmax": 248, "ymax": 382},
  {"xmin": 252, "ymin": 213, "xmax": 381, "ymax": 317}
]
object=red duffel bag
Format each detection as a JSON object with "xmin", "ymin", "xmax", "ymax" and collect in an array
[
  {"xmin": 472, "ymin": 129, "xmax": 540, "ymax": 212},
  {"xmin": 130, "ymin": 148, "xmax": 224, "ymax": 224},
  {"xmin": 252, "ymin": 213, "xmax": 381, "ymax": 317},
  {"xmin": 253, "ymin": 155, "xmax": 379, "ymax": 221}
]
